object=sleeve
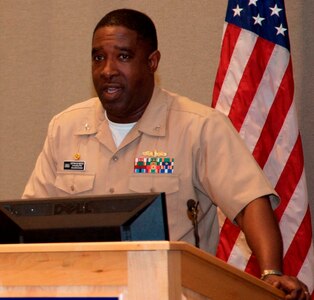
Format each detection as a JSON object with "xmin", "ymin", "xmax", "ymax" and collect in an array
[
  {"xmin": 196, "ymin": 110, "xmax": 279, "ymax": 222},
  {"xmin": 22, "ymin": 119, "xmax": 58, "ymax": 198}
]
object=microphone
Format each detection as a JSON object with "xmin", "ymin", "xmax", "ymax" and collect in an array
[
  {"xmin": 187, "ymin": 199, "xmax": 200, "ymax": 248},
  {"xmin": 187, "ymin": 199, "xmax": 196, "ymax": 212}
]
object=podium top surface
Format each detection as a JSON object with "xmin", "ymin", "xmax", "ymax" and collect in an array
[{"xmin": 0, "ymin": 240, "xmax": 180, "ymax": 253}]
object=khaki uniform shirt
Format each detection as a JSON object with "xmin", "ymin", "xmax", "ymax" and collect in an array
[{"xmin": 23, "ymin": 86, "xmax": 277, "ymax": 253}]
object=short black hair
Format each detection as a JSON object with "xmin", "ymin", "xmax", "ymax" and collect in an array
[{"xmin": 93, "ymin": 9, "xmax": 158, "ymax": 52}]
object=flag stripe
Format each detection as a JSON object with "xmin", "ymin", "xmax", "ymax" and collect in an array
[
  {"xmin": 228, "ymin": 37, "xmax": 274, "ymax": 132},
  {"xmin": 252, "ymin": 58, "xmax": 294, "ymax": 167},
  {"xmin": 212, "ymin": 23, "xmax": 241, "ymax": 108},
  {"xmin": 279, "ymin": 170, "xmax": 308, "ymax": 251},
  {"xmin": 214, "ymin": 29, "xmax": 257, "ymax": 115},
  {"xmin": 297, "ymin": 242, "xmax": 314, "ymax": 292},
  {"xmin": 238, "ymin": 44, "xmax": 289, "ymax": 152},
  {"xmin": 216, "ymin": 217, "xmax": 240, "ymax": 261},
  {"xmin": 229, "ymin": 231, "xmax": 252, "ymax": 269},
  {"xmin": 283, "ymin": 208, "xmax": 312, "ymax": 276},
  {"xmin": 275, "ymin": 135, "xmax": 304, "ymax": 219},
  {"xmin": 263, "ymin": 102, "xmax": 299, "ymax": 186},
  {"xmin": 244, "ymin": 253, "xmax": 260, "ymax": 275}
]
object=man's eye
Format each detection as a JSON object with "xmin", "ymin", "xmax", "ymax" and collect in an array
[
  {"xmin": 94, "ymin": 55, "xmax": 104, "ymax": 61},
  {"xmin": 119, "ymin": 54, "xmax": 130, "ymax": 61}
]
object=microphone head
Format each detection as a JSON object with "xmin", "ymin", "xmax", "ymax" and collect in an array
[{"xmin": 187, "ymin": 199, "xmax": 196, "ymax": 211}]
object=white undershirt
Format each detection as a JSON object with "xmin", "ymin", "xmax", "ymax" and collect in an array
[{"xmin": 105, "ymin": 112, "xmax": 137, "ymax": 147}]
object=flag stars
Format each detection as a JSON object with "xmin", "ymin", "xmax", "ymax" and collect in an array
[
  {"xmin": 227, "ymin": 0, "xmax": 289, "ymax": 48},
  {"xmin": 249, "ymin": 0, "xmax": 258, "ymax": 6},
  {"xmin": 270, "ymin": 4, "xmax": 283, "ymax": 16},
  {"xmin": 275, "ymin": 24, "xmax": 287, "ymax": 36},
  {"xmin": 233, "ymin": 4, "xmax": 243, "ymax": 17},
  {"xmin": 253, "ymin": 14, "xmax": 265, "ymax": 26}
]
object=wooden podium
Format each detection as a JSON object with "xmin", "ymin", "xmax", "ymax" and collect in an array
[{"xmin": 0, "ymin": 241, "xmax": 285, "ymax": 299}]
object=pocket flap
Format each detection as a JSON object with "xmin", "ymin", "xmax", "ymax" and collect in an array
[
  {"xmin": 55, "ymin": 173, "xmax": 95, "ymax": 194},
  {"xmin": 129, "ymin": 175, "xmax": 179, "ymax": 194}
]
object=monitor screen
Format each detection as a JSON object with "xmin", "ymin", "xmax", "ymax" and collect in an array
[{"xmin": 0, "ymin": 193, "xmax": 169, "ymax": 243}]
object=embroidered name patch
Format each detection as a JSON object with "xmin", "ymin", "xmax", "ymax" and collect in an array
[
  {"xmin": 64, "ymin": 161, "xmax": 86, "ymax": 171},
  {"xmin": 134, "ymin": 157, "xmax": 174, "ymax": 174}
]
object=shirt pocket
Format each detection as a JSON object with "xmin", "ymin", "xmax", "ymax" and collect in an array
[
  {"xmin": 55, "ymin": 172, "xmax": 95, "ymax": 195},
  {"xmin": 129, "ymin": 175, "xmax": 179, "ymax": 195}
]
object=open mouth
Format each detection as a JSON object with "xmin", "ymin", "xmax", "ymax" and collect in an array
[
  {"xmin": 107, "ymin": 87, "xmax": 121, "ymax": 94},
  {"xmin": 102, "ymin": 85, "xmax": 123, "ymax": 99}
]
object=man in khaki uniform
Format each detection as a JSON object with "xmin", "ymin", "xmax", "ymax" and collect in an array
[{"xmin": 23, "ymin": 8, "xmax": 309, "ymax": 299}]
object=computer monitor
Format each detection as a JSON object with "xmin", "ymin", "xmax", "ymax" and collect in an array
[{"xmin": 0, "ymin": 193, "xmax": 169, "ymax": 243}]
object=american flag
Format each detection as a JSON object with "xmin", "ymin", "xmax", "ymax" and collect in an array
[{"xmin": 212, "ymin": 0, "xmax": 314, "ymax": 295}]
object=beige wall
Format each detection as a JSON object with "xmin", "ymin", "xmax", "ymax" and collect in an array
[{"xmin": 1, "ymin": 1, "xmax": 313, "ymax": 233}]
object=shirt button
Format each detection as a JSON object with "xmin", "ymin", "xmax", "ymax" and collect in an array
[
  {"xmin": 112, "ymin": 155, "xmax": 119, "ymax": 161},
  {"xmin": 109, "ymin": 188, "xmax": 115, "ymax": 193}
]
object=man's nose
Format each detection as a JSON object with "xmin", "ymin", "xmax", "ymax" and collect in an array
[{"xmin": 101, "ymin": 59, "xmax": 118, "ymax": 78}]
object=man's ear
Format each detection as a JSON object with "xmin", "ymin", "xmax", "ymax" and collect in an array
[{"xmin": 148, "ymin": 50, "xmax": 161, "ymax": 73}]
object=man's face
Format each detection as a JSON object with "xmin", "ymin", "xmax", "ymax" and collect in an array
[{"xmin": 92, "ymin": 26, "xmax": 159, "ymax": 123}]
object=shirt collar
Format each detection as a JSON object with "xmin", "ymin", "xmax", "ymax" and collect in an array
[
  {"xmin": 74, "ymin": 86, "xmax": 170, "ymax": 137},
  {"xmin": 136, "ymin": 86, "xmax": 169, "ymax": 137},
  {"xmin": 74, "ymin": 99, "xmax": 105, "ymax": 135}
]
